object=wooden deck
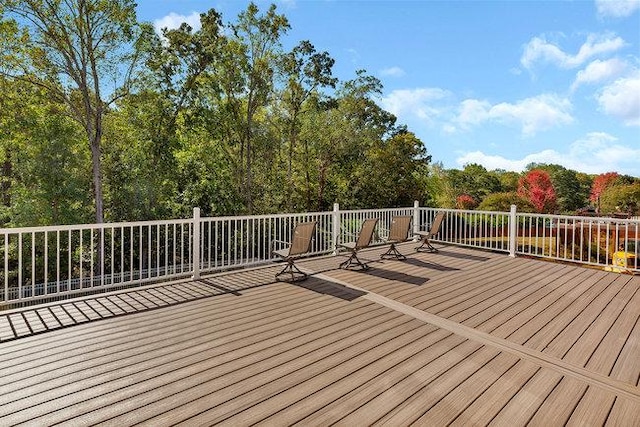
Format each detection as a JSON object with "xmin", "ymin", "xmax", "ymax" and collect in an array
[{"xmin": 0, "ymin": 243, "xmax": 639, "ymax": 426}]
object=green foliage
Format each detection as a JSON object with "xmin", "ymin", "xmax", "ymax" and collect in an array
[
  {"xmin": 0, "ymin": 77, "xmax": 91, "ymax": 226},
  {"xmin": 478, "ymin": 192, "xmax": 535, "ymax": 213},
  {"xmin": 447, "ymin": 163, "xmax": 502, "ymax": 203},
  {"xmin": 422, "ymin": 163, "xmax": 457, "ymax": 208},
  {"xmin": 495, "ymin": 170, "xmax": 520, "ymax": 192},
  {"xmin": 599, "ymin": 183, "xmax": 640, "ymax": 215},
  {"xmin": 1, "ymin": 0, "xmax": 148, "ymax": 223},
  {"xmin": 1, "ymin": 3, "xmax": 636, "ymax": 228},
  {"xmin": 356, "ymin": 129, "xmax": 430, "ymax": 208}
]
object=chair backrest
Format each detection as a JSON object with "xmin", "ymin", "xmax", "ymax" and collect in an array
[
  {"xmin": 388, "ymin": 216, "xmax": 412, "ymax": 242},
  {"xmin": 288, "ymin": 221, "xmax": 317, "ymax": 256},
  {"xmin": 355, "ymin": 218, "xmax": 379, "ymax": 249},
  {"xmin": 429, "ymin": 212, "xmax": 445, "ymax": 236}
]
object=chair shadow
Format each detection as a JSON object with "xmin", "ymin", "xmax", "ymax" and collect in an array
[
  {"xmin": 403, "ymin": 257, "xmax": 460, "ymax": 271},
  {"xmin": 292, "ymin": 278, "xmax": 367, "ymax": 301},
  {"xmin": 358, "ymin": 267, "xmax": 429, "ymax": 286},
  {"xmin": 435, "ymin": 249, "xmax": 491, "ymax": 262}
]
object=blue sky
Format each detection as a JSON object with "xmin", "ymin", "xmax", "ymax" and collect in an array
[{"xmin": 136, "ymin": 0, "xmax": 640, "ymax": 177}]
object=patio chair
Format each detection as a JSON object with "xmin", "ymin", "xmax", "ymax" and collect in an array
[
  {"xmin": 380, "ymin": 215, "xmax": 413, "ymax": 261},
  {"xmin": 415, "ymin": 211, "xmax": 445, "ymax": 252},
  {"xmin": 272, "ymin": 221, "xmax": 317, "ymax": 282},
  {"xmin": 337, "ymin": 217, "xmax": 379, "ymax": 270}
]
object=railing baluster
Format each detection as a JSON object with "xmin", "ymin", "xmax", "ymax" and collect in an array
[
  {"xmin": 44, "ymin": 231, "xmax": 48, "ymax": 295},
  {"xmin": 4, "ymin": 234, "xmax": 8, "ymax": 302}
]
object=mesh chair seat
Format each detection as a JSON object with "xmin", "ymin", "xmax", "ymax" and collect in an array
[
  {"xmin": 337, "ymin": 218, "xmax": 378, "ymax": 270},
  {"xmin": 416, "ymin": 212, "xmax": 445, "ymax": 253},
  {"xmin": 273, "ymin": 221, "xmax": 317, "ymax": 282},
  {"xmin": 380, "ymin": 215, "xmax": 412, "ymax": 261}
]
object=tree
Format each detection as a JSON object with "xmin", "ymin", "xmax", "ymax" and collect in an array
[
  {"xmin": 517, "ymin": 169, "xmax": 557, "ymax": 213},
  {"xmin": 494, "ymin": 169, "xmax": 520, "ymax": 192},
  {"xmin": 478, "ymin": 192, "xmax": 535, "ymax": 212},
  {"xmin": 296, "ymin": 70, "xmax": 398, "ymax": 210},
  {"xmin": 229, "ymin": 2, "xmax": 290, "ymax": 213},
  {"xmin": 456, "ymin": 194, "xmax": 477, "ymax": 210},
  {"xmin": 144, "ymin": 9, "xmax": 224, "ymax": 160},
  {"xmin": 280, "ymin": 40, "xmax": 336, "ymax": 209},
  {"xmin": 357, "ymin": 129, "xmax": 430, "ymax": 208},
  {"xmin": 137, "ymin": 9, "xmax": 226, "ymax": 218},
  {"xmin": 590, "ymin": 172, "xmax": 620, "ymax": 213},
  {"xmin": 527, "ymin": 163, "xmax": 587, "ymax": 213},
  {"xmin": 447, "ymin": 163, "xmax": 502, "ymax": 203},
  {"xmin": 0, "ymin": 75, "xmax": 90, "ymax": 226},
  {"xmin": 422, "ymin": 162, "xmax": 457, "ymax": 208},
  {"xmin": 0, "ymin": 0, "xmax": 148, "ymax": 223},
  {"xmin": 599, "ymin": 183, "xmax": 640, "ymax": 215}
]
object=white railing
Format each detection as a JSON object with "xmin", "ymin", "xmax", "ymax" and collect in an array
[
  {"xmin": 2, "ymin": 202, "xmax": 638, "ymax": 306},
  {"xmin": 199, "ymin": 210, "xmax": 334, "ymax": 274},
  {"xmin": 418, "ymin": 207, "xmax": 512, "ymax": 253},
  {"xmin": 516, "ymin": 213, "xmax": 639, "ymax": 271},
  {"xmin": 0, "ymin": 205, "xmax": 419, "ymax": 306},
  {"xmin": 421, "ymin": 206, "xmax": 639, "ymax": 272},
  {"xmin": 0, "ymin": 219, "xmax": 193, "ymax": 305}
]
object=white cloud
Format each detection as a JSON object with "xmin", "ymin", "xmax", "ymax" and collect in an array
[
  {"xmin": 454, "ymin": 94, "xmax": 573, "ymax": 136},
  {"xmin": 278, "ymin": 0, "xmax": 298, "ymax": 9},
  {"xmin": 596, "ymin": 0, "xmax": 640, "ymax": 18},
  {"xmin": 596, "ymin": 72, "xmax": 640, "ymax": 125},
  {"xmin": 346, "ymin": 48, "xmax": 360, "ymax": 64},
  {"xmin": 457, "ymin": 99, "xmax": 492, "ymax": 126},
  {"xmin": 379, "ymin": 88, "xmax": 451, "ymax": 123},
  {"xmin": 521, "ymin": 33, "xmax": 626, "ymax": 70},
  {"xmin": 456, "ymin": 132, "xmax": 640, "ymax": 175},
  {"xmin": 380, "ymin": 66, "xmax": 406, "ymax": 77},
  {"xmin": 571, "ymin": 58, "xmax": 628, "ymax": 91},
  {"xmin": 456, "ymin": 150, "xmax": 560, "ymax": 172},
  {"xmin": 154, "ymin": 12, "xmax": 202, "ymax": 36}
]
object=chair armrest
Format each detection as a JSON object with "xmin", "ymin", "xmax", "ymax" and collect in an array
[{"xmin": 271, "ymin": 239, "xmax": 290, "ymax": 254}]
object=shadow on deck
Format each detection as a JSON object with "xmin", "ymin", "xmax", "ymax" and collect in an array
[{"xmin": 0, "ymin": 242, "xmax": 639, "ymax": 426}]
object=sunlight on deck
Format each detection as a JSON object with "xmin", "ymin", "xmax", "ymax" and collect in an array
[{"xmin": 0, "ymin": 243, "xmax": 639, "ymax": 426}]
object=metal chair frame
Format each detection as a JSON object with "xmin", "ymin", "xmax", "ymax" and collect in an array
[
  {"xmin": 338, "ymin": 218, "xmax": 379, "ymax": 270},
  {"xmin": 272, "ymin": 221, "xmax": 317, "ymax": 282},
  {"xmin": 380, "ymin": 216, "xmax": 412, "ymax": 261}
]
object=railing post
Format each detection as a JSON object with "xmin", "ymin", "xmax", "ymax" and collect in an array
[
  {"xmin": 192, "ymin": 207, "xmax": 201, "ymax": 280},
  {"xmin": 332, "ymin": 203, "xmax": 340, "ymax": 255},
  {"xmin": 509, "ymin": 204, "xmax": 517, "ymax": 258},
  {"xmin": 413, "ymin": 200, "xmax": 420, "ymax": 240}
]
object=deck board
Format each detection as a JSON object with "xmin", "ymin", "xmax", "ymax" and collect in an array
[{"xmin": 0, "ymin": 243, "xmax": 639, "ymax": 426}]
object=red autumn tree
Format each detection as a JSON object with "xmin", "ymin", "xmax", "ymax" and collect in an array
[
  {"xmin": 456, "ymin": 194, "xmax": 477, "ymax": 210},
  {"xmin": 589, "ymin": 172, "xmax": 619, "ymax": 212},
  {"xmin": 517, "ymin": 169, "xmax": 557, "ymax": 213}
]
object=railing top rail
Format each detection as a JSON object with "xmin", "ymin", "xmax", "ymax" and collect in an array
[
  {"xmin": 339, "ymin": 207, "xmax": 414, "ymax": 215},
  {"xmin": 517, "ymin": 212, "xmax": 640, "ymax": 224},
  {"xmin": 0, "ymin": 218, "xmax": 194, "ymax": 234},
  {"xmin": 420, "ymin": 207, "xmax": 511, "ymax": 216},
  {"xmin": 201, "ymin": 210, "xmax": 331, "ymax": 222}
]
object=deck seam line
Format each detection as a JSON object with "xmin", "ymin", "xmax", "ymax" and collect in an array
[{"xmin": 310, "ymin": 271, "xmax": 640, "ymax": 403}]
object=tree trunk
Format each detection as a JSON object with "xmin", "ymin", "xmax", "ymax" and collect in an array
[
  {"xmin": 90, "ymin": 136, "xmax": 104, "ymax": 224},
  {"xmin": 1, "ymin": 150, "xmax": 12, "ymax": 207},
  {"xmin": 286, "ymin": 113, "xmax": 298, "ymax": 211},
  {"xmin": 303, "ymin": 139, "xmax": 312, "ymax": 211},
  {"xmin": 317, "ymin": 160, "xmax": 327, "ymax": 211},
  {"xmin": 245, "ymin": 110, "xmax": 253, "ymax": 214}
]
